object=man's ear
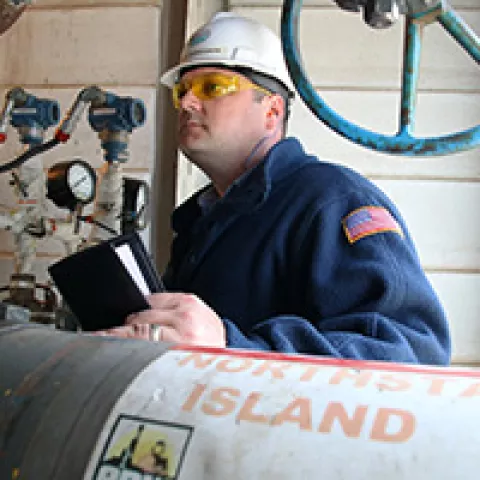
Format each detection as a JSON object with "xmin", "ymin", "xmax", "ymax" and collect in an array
[{"xmin": 265, "ymin": 94, "xmax": 284, "ymax": 131}]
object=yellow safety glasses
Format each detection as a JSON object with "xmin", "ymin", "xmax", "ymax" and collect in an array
[{"xmin": 172, "ymin": 72, "xmax": 271, "ymax": 109}]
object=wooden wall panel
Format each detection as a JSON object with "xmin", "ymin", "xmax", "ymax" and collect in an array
[
  {"xmin": 289, "ymin": 91, "xmax": 480, "ymax": 180},
  {"xmin": 429, "ymin": 273, "xmax": 480, "ymax": 365},
  {"xmin": 232, "ymin": 7, "xmax": 480, "ymax": 91},
  {"xmin": 377, "ymin": 179, "xmax": 480, "ymax": 271},
  {"xmin": 0, "ymin": 7, "xmax": 160, "ymax": 86}
]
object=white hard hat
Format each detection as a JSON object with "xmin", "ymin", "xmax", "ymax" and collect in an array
[{"xmin": 160, "ymin": 12, "xmax": 295, "ymax": 98}]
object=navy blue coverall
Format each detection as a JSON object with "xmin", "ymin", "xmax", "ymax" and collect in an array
[{"xmin": 164, "ymin": 138, "xmax": 451, "ymax": 364}]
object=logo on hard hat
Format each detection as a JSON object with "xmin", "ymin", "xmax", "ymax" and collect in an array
[{"xmin": 188, "ymin": 28, "xmax": 211, "ymax": 48}]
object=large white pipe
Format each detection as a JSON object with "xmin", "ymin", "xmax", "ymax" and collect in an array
[
  {"xmin": 86, "ymin": 347, "xmax": 480, "ymax": 480},
  {"xmin": 1, "ymin": 324, "xmax": 478, "ymax": 480}
]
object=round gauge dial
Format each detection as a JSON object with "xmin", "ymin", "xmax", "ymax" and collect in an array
[
  {"xmin": 67, "ymin": 162, "xmax": 95, "ymax": 202},
  {"xmin": 47, "ymin": 159, "xmax": 96, "ymax": 210}
]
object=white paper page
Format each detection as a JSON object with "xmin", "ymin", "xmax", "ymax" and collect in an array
[{"xmin": 114, "ymin": 244, "xmax": 151, "ymax": 296}]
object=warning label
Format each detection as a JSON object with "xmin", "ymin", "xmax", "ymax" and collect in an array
[{"xmin": 92, "ymin": 415, "xmax": 193, "ymax": 480}]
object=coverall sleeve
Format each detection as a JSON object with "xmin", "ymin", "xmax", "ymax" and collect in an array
[{"xmin": 223, "ymin": 193, "xmax": 451, "ymax": 365}]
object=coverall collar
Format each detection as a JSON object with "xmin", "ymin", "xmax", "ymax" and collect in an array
[{"xmin": 172, "ymin": 137, "xmax": 309, "ymax": 233}]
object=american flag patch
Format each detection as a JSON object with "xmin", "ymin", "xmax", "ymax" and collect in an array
[{"xmin": 342, "ymin": 206, "xmax": 402, "ymax": 244}]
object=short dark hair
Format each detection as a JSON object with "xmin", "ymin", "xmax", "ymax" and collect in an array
[{"xmin": 232, "ymin": 66, "xmax": 291, "ymax": 135}]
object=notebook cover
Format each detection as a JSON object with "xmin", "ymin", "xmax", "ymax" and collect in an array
[{"xmin": 48, "ymin": 232, "xmax": 164, "ymax": 331}]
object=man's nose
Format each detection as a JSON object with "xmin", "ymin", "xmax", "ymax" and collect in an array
[{"xmin": 179, "ymin": 88, "xmax": 202, "ymax": 111}]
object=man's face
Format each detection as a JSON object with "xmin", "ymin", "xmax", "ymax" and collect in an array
[{"xmin": 174, "ymin": 66, "xmax": 271, "ymax": 170}]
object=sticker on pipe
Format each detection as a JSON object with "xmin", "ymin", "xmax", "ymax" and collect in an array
[
  {"xmin": 83, "ymin": 348, "xmax": 480, "ymax": 480},
  {"xmin": 92, "ymin": 415, "xmax": 193, "ymax": 480}
]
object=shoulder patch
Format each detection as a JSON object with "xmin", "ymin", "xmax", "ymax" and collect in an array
[{"xmin": 342, "ymin": 206, "xmax": 403, "ymax": 244}]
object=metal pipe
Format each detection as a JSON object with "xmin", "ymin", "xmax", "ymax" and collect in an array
[
  {"xmin": 1, "ymin": 324, "xmax": 480, "ymax": 479},
  {"xmin": 438, "ymin": 8, "xmax": 480, "ymax": 64},
  {"xmin": 56, "ymin": 86, "xmax": 106, "ymax": 142},
  {"xmin": 399, "ymin": 17, "xmax": 423, "ymax": 136},
  {"xmin": 0, "ymin": 323, "xmax": 167, "ymax": 479}
]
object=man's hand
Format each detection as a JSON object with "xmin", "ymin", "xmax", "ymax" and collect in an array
[{"xmin": 93, "ymin": 292, "xmax": 226, "ymax": 348}]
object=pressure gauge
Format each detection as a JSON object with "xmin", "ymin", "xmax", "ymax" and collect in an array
[
  {"xmin": 47, "ymin": 159, "xmax": 96, "ymax": 211},
  {"xmin": 122, "ymin": 177, "xmax": 150, "ymax": 234}
]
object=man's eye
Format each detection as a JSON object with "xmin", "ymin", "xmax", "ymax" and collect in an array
[
  {"xmin": 176, "ymin": 85, "xmax": 188, "ymax": 98},
  {"xmin": 202, "ymin": 82, "xmax": 223, "ymax": 96}
]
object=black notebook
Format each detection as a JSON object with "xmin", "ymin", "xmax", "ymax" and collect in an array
[{"xmin": 48, "ymin": 232, "xmax": 165, "ymax": 331}]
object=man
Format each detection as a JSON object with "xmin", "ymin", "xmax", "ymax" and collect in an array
[{"xmin": 99, "ymin": 12, "xmax": 450, "ymax": 364}]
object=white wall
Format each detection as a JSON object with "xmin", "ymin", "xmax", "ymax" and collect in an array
[
  {"xmin": 179, "ymin": 0, "xmax": 480, "ymax": 365},
  {"xmin": 0, "ymin": 2, "xmax": 161, "ymax": 278}
]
